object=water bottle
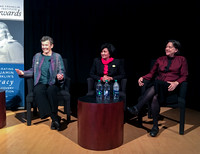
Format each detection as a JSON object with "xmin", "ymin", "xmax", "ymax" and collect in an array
[
  {"xmin": 113, "ymin": 80, "xmax": 119, "ymax": 100},
  {"xmin": 104, "ymin": 80, "xmax": 110, "ymax": 101},
  {"xmin": 96, "ymin": 80, "xmax": 103, "ymax": 100}
]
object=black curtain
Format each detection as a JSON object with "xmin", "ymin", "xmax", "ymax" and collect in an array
[{"xmin": 24, "ymin": 0, "xmax": 200, "ymax": 112}]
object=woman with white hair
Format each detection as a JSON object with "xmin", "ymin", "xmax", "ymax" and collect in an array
[{"xmin": 0, "ymin": 22, "xmax": 24, "ymax": 63}]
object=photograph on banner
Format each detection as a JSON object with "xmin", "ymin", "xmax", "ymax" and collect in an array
[
  {"xmin": 0, "ymin": 0, "xmax": 24, "ymax": 109},
  {"xmin": 0, "ymin": 20, "xmax": 24, "ymax": 109},
  {"xmin": 0, "ymin": 20, "xmax": 24, "ymax": 63}
]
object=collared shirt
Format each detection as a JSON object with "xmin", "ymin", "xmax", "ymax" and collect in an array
[{"xmin": 143, "ymin": 56, "xmax": 188, "ymax": 84}]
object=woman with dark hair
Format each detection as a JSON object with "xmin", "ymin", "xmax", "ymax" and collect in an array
[
  {"xmin": 89, "ymin": 43, "xmax": 125, "ymax": 83},
  {"xmin": 127, "ymin": 40, "xmax": 188, "ymax": 137}
]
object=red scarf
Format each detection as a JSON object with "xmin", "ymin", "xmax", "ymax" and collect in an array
[{"xmin": 101, "ymin": 57, "xmax": 114, "ymax": 75}]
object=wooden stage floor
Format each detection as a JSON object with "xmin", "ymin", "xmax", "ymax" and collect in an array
[{"xmin": 0, "ymin": 107, "xmax": 200, "ymax": 154}]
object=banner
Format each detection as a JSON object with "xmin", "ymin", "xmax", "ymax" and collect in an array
[{"xmin": 0, "ymin": 0, "xmax": 24, "ymax": 109}]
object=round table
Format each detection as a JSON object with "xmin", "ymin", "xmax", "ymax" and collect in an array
[
  {"xmin": 0, "ymin": 89, "xmax": 6, "ymax": 128},
  {"xmin": 78, "ymin": 95, "xmax": 124, "ymax": 150}
]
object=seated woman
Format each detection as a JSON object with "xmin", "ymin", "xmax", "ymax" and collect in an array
[
  {"xmin": 127, "ymin": 40, "xmax": 188, "ymax": 137},
  {"xmin": 89, "ymin": 43, "xmax": 126, "ymax": 92}
]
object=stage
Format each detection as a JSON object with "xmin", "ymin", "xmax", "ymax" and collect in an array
[{"xmin": 0, "ymin": 106, "xmax": 200, "ymax": 154}]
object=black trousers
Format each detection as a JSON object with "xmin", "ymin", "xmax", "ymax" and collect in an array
[{"xmin": 33, "ymin": 83, "xmax": 59, "ymax": 119}]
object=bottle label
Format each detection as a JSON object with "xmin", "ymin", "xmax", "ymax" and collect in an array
[
  {"xmin": 104, "ymin": 90, "xmax": 110, "ymax": 96},
  {"xmin": 96, "ymin": 90, "xmax": 102, "ymax": 96},
  {"xmin": 113, "ymin": 90, "xmax": 119, "ymax": 100},
  {"xmin": 113, "ymin": 90, "xmax": 119, "ymax": 95}
]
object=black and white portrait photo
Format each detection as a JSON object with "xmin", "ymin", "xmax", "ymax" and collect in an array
[{"xmin": 0, "ymin": 21, "xmax": 24, "ymax": 63}]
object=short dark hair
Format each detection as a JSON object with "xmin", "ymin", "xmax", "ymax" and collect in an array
[
  {"xmin": 100, "ymin": 43, "xmax": 116, "ymax": 57},
  {"xmin": 40, "ymin": 36, "xmax": 54, "ymax": 44},
  {"xmin": 167, "ymin": 40, "xmax": 181, "ymax": 55}
]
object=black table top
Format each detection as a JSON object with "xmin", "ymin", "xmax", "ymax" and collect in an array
[{"xmin": 78, "ymin": 95, "xmax": 123, "ymax": 104}]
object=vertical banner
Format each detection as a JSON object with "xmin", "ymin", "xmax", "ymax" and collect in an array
[{"xmin": 0, "ymin": 0, "xmax": 24, "ymax": 109}]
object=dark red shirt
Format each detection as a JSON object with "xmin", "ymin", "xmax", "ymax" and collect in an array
[{"xmin": 143, "ymin": 56, "xmax": 188, "ymax": 84}]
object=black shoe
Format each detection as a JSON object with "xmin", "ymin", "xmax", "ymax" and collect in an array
[
  {"xmin": 54, "ymin": 121, "xmax": 61, "ymax": 131},
  {"xmin": 56, "ymin": 115, "xmax": 61, "ymax": 123},
  {"xmin": 51, "ymin": 121, "xmax": 56, "ymax": 130},
  {"xmin": 51, "ymin": 116, "xmax": 61, "ymax": 131},
  {"xmin": 149, "ymin": 127, "xmax": 159, "ymax": 137},
  {"xmin": 127, "ymin": 106, "xmax": 139, "ymax": 116},
  {"xmin": 55, "ymin": 116, "xmax": 61, "ymax": 131}
]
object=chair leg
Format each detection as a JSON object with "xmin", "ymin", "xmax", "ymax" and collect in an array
[
  {"xmin": 67, "ymin": 114, "xmax": 71, "ymax": 122},
  {"xmin": 27, "ymin": 101, "xmax": 32, "ymax": 126},
  {"xmin": 64, "ymin": 97, "xmax": 71, "ymax": 122},
  {"xmin": 137, "ymin": 113, "xmax": 143, "ymax": 127},
  {"xmin": 122, "ymin": 95, "xmax": 126, "ymax": 111},
  {"xmin": 179, "ymin": 106, "xmax": 185, "ymax": 135},
  {"xmin": 33, "ymin": 107, "xmax": 37, "ymax": 116}
]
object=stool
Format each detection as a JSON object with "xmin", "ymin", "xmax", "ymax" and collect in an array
[{"xmin": 78, "ymin": 95, "xmax": 124, "ymax": 150}]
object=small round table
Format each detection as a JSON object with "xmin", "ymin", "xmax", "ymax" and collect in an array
[
  {"xmin": 78, "ymin": 95, "xmax": 124, "ymax": 150},
  {"xmin": 0, "ymin": 89, "xmax": 6, "ymax": 128}
]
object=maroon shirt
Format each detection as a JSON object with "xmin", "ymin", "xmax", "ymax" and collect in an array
[{"xmin": 143, "ymin": 56, "xmax": 188, "ymax": 84}]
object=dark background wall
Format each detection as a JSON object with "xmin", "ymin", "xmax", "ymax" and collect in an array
[{"xmin": 24, "ymin": 0, "xmax": 200, "ymax": 112}]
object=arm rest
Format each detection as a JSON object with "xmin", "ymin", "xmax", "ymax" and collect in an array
[
  {"xmin": 26, "ymin": 78, "xmax": 34, "ymax": 94},
  {"xmin": 178, "ymin": 81, "xmax": 188, "ymax": 99},
  {"xmin": 120, "ymin": 78, "xmax": 127, "ymax": 92},
  {"xmin": 64, "ymin": 76, "xmax": 71, "ymax": 92},
  {"xmin": 87, "ymin": 77, "xmax": 95, "ymax": 93},
  {"xmin": 177, "ymin": 81, "xmax": 188, "ymax": 108}
]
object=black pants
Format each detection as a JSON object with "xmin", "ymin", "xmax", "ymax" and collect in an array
[{"xmin": 33, "ymin": 83, "xmax": 59, "ymax": 120}]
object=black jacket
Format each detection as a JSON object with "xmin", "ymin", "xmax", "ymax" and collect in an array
[{"xmin": 89, "ymin": 58, "xmax": 126, "ymax": 82}]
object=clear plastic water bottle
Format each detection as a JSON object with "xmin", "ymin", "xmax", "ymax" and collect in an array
[
  {"xmin": 113, "ymin": 80, "xmax": 119, "ymax": 100},
  {"xmin": 96, "ymin": 80, "xmax": 103, "ymax": 100},
  {"xmin": 104, "ymin": 80, "xmax": 110, "ymax": 101}
]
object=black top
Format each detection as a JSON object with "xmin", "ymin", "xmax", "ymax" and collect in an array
[{"xmin": 89, "ymin": 58, "xmax": 126, "ymax": 82}]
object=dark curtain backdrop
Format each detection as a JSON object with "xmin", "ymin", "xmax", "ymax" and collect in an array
[{"xmin": 24, "ymin": 0, "xmax": 200, "ymax": 112}]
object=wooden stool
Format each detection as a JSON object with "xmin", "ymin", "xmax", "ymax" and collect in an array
[
  {"xmin": 0, "ymin": 89, "xmax": 6, "ymax": 128},
  {"xmin": 78, "ymin": 95, "xmax": 124, "ymax": 150}
]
